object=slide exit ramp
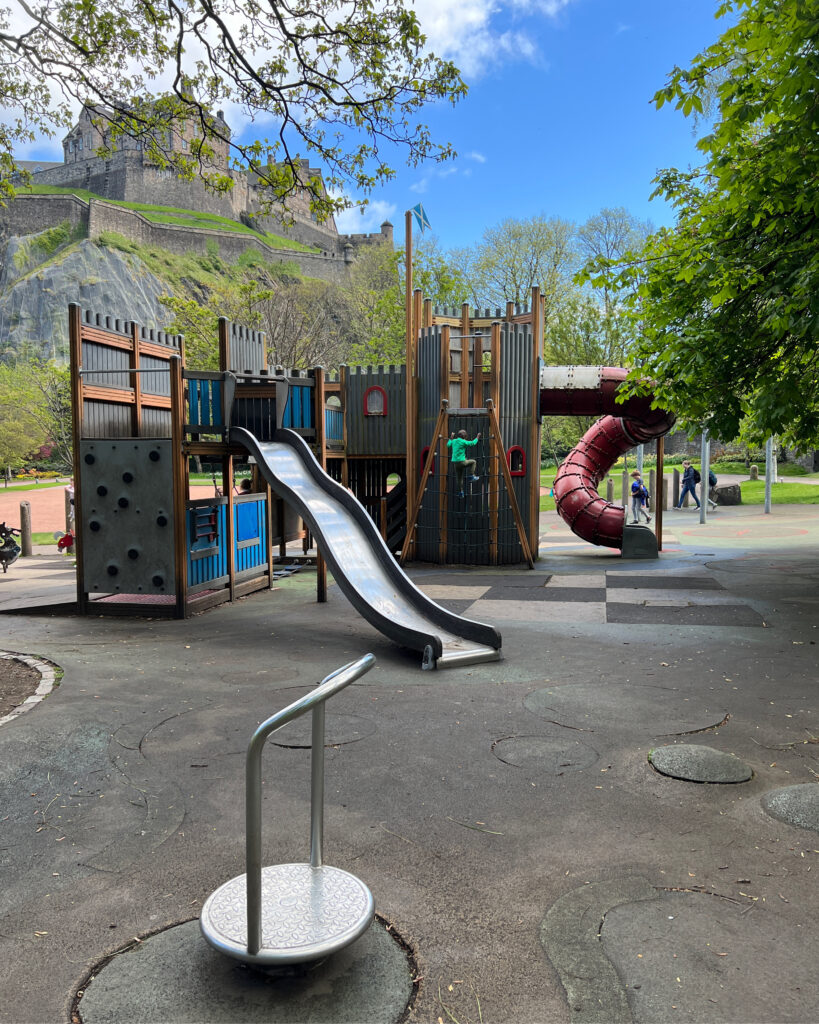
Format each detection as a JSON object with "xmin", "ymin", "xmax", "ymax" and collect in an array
[{"xmin": 231, "ymin": 427, "xmax": 502, "ymax": 670}]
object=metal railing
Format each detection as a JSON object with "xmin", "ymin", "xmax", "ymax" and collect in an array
[{"xmin": 244, "ymin": 653, "xmax": 376, "ymax": 955}]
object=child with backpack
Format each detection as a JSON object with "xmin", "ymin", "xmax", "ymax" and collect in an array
[
  {"xmin": 676, "ymin": 460, "xmax": 701, "ymax": 509},
  {"xmin": 629, "ymin": 469, "xmax": 652, "ymax": 524}
]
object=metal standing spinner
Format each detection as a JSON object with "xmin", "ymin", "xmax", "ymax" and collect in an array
[{"xmin": 200, "ymin": 654, "xmax": 376, "ymax": 966}]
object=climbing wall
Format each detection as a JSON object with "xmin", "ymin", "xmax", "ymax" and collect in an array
[{"xmin": 79, "ymin": 439, "xmax": 176, "ymax": 594}]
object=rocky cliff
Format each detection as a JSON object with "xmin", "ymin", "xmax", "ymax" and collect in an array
[{"xmin": 0, "ymin": 230, "xmax": 172, "ymax": 362}]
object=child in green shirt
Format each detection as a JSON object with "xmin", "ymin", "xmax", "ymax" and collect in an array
[{"xmin": 447, "ymin": 430, "xmax": 482, "ymax": 496}]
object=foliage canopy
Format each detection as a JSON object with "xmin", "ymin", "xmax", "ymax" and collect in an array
[
  {"xmin": 0, "ymin": 0, "xmax": 466, "ymax": 216},
  {"xmin": 585, "ymin": 0, "xmax": 819, "ymax": 449}
]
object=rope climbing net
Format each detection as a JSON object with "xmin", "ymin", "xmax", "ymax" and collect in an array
[{"xmin": 402, "ymin": 403, "xmax": 534, "ymax": 567}]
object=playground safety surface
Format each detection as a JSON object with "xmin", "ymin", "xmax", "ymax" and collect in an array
[{"xmin": 0, "ymin": 503, "xmax": 817, "ymax": 1023}]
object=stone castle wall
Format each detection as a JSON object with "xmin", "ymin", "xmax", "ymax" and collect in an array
[{"xmin": 84, "ymin": 199, "xmax": 354, "ymax": 285}]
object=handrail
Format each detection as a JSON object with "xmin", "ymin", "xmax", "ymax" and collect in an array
[{"xmin": 245, "ymin": 653, "xmax": 376, "ymax": 955}]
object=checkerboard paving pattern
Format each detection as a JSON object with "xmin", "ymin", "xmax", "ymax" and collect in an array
[{"xmin": 415, "ymin": 571, "xmax": 765, "ymax": 627}]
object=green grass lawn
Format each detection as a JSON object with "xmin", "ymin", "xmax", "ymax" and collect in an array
[
  {"xmin": 3, "ymin": 480, "xmax": 66, "ymax": 492},
  {"xmin": 24, "ymin": 185, "xmax": 319, "ymax": 252},
  {"xmin": 538, "ymin": 467, "xmax": 819, "ymax": 510}
]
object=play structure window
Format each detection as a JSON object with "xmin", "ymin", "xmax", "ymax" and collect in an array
[
  {"xmin": 420, "ymin": 446, "xmax": 436, "ymax": 476},
  {"xmin": 363, "ymin": 386, "xmax": 387, "ymax": 416},
  {"xmin": 507, "ymin": 446, "xmax": 526, "ymax": 476}
]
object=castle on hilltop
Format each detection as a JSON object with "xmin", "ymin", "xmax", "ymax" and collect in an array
[{"xmin": 15, "ymin": 103, "xmax": 393, "ymax": 258}]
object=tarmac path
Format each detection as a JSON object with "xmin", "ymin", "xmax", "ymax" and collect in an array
[{"xmin": 0, "ymin": 502, "xmax": 817, "ymax": 1024}]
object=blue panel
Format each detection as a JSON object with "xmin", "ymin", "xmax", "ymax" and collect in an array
[
  {"xmin": 236, "ymin": 502, "xmax": 260, "ymax": 542},
  {"xmin": 211, "ymin": 381, "xmax": 222, "ymax": 426}
]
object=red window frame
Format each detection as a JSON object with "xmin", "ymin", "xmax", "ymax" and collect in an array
[
  {"xmin": 507, "ymin": 445, "xmax": 526, "ymax": 477},
  {"xmin": 363, "ymin": 385, "xmax": 387, "ymax": 416}
]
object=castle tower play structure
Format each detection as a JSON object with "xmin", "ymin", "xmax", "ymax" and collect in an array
[
  {"xmin": 67, "ymin": 281, "xmax": 674, "ymax": 659},
  {"xmin": 67, "ymin": 302, "xmax": 502, "ymax": 669}
]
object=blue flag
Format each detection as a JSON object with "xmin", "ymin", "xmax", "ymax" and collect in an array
[{"xmin": 410, "ymin": 203, "xmax": 431, "ymax": 233}]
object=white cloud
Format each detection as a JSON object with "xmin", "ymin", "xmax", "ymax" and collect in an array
[
  {"xmin": 412, "ymin": 0, "xmax": 574, "ymax": 77},
  {"xmin": 335, "ymin": 198, "xmax": 397, "ymax": 233},
  {"xmin": 466, "ymin": 150, "xmax": 487, "ymax": 163}
]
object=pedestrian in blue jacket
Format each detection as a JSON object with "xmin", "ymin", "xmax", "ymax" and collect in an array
[{"xmin": 676, "ymin": 460, "xmax": 701, "ymax": 509}]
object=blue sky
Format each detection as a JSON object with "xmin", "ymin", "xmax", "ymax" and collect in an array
[{"xmin": 332, "ymin": 0, "xmax": 726, "ymax": 248}]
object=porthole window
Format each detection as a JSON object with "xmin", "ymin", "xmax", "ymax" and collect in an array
[
  {"xmin": 507, "ymin": 446, "xmax": 526, "ymax": 477},
  {"xmin": 363, "ymin": 385, "xmax": 387, "ymax": 416},
  {"xmin": 420, "ymin": 446, "xmax": 436, "ymax": 477}
]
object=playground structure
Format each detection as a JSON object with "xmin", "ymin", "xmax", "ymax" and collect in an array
[
  {"xmin": 67, "ymin": 302, "xmax": 501, "ymax": 668},
  {"xmin": 66, "ymin": 283, "xmax": 674, "ymax": 657}
]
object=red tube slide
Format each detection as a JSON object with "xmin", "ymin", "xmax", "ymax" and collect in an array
[{"xmin": 540, "ymin": 367, "xmax": 675, "ymax": 549}]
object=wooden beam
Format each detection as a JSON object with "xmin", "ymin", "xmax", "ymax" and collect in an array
[
  {"xmin": 439, "ymin": 326, "xmax": 451, "ymax": 564},
  {"xmin": 130, "ymin": 322, "xmax": 142, "ymax": 437},
  {"xmin": 656, "ymin": 436, "xmax": 665, "ymax": 552},
  {"xmin": 487, "ymin": 399, "xmax": 535, "ymax": 568},
  {"xmin": 400, "ymin": 400, "xmax": 447, "ymax": 565},
  {"xmin": 314, "ymin": 366, "xmax": 328, "ymax": 604},
  {"xmin": 460, "ymin": 303, "xmax": 470, "ymax": 409},
  {"xmin": 529, "ymin": 285, "xmax": 542, "ymax": 559},
  {"xmin": 218, "ymin": 317, "xmax": 230, "ymax": 373},
  {"xmin": 169, "ymin": 355, "xmax": 188, "ymax": 618},
  {"xmin": 68, "ymin": 304, "xmax": 87, "ymax": 615}
]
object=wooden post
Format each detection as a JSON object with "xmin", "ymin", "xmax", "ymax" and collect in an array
[
  {"xmin": 225, "ymin": 453, "xmax": 236, "ymax": 603},
  {"xmin": 439, "ymin": 327, "xmax": 451, "ymax": 564},
  {"xmin": 169, "ymin": 355, "xmax": 187, "ymax": 618},
  {"xmin": 218, "ymin": 317, "xmax": 230, "ymax": 373},
  {"xmin": 19, "ymin": 501, "xmax": 32, "ymax": 556},
  {"xmin": 266, "ymin": 481, "xmax": 275, "ymax": 588},
  {"xmin": 472, "ymin": 327, "xmax": 483, "ymax": 409},
  {"xmin": 314, "ymin": 365, "xmax": 328, "ymax": 603},
  {"xmin": 423, "ymin": 298, "xmax": 433, "ymax": 329},
  {"xmin": 460, "ymin": 303, "xmax": 470, "ymax": 409},
  {"xmin": 400, "ymin": 400, "xmax": 447, "ymax": 565},
  {"xmin": 486, "ymin": 399, "xmax": 534, "ymax": 568},
  {"xmin": 68, "ymin": 303, "xmax": 87, "ymax": 613},
  {"xmin": 404, "ymin": 210, "xmax": 416, "ymax": 553},
  {"xmin": 340, "ymin": 364, "xmax": 349, "ymax": 488},
  {"xmin": 656, "ymin": 436, "xmax": 665, "ymax": 551},
  {"xmin": 129, "ymin": 321, "xmax": 142, "ymax": 437},
  {"xmin": 529, "ymin": 285, "xmax": 542, "ymax": 559}
]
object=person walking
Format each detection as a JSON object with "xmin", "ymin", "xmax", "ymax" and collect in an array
[
  {"xmin": 447, "ymin": 429, "xmax": 481, "ymax": 497},
  {"xmin": 676, "ymin": 460, "xmax": 701, "ymax": 509},
  {"xmin": 630, "ymin": 469, "xmax": 652, "ymax": 524}
]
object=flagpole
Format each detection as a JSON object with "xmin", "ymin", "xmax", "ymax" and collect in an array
[{"xmin": 405, "ymin": 208, "xmax": 416, "ymax": 557}]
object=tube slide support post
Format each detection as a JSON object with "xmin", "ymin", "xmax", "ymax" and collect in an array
[{"xmin": 699, "ymin": 431, "xmax": 709, "ymax": 525}]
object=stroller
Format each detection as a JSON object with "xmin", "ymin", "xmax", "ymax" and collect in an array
[{"xmin": 0, "ymin": 522, "xmax": 22, "ymax": 573}]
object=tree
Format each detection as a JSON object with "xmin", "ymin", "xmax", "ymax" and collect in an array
[
  {"xmin": 457, "ymin": 216, "xmax": 577, "ymax": 320},
  {"xmin": 410, "ymin": 234, "xmax": 467, "ymax": 309},
  {"xmin": 545, "ymin": 292, "xmax": 632, "ymax": 368},
  {"xmin": 0, "ymin": 0, "xmax": 466, "ymax": 215},
  {"xmin": 345, "ymin": 242, "xmax": 405, "ymax": 365},
  {"xmin": 588, "ymin": 0, "xmax": 819, "ymax": 450},
  {"xmin": 0, "ymin": 360, "xmax": 73, "ymax": 473},
  {"xmin": 162, "ymin": 275, "xmax": 351, "ymax": 371}
]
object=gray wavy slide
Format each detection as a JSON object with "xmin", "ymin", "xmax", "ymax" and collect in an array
[{"xmin": 231, "ymin": 427, "xmax": 502, "ymax": 669}]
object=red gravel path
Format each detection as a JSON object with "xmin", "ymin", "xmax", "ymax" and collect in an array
[{"xmin": 0, "ymin": 484, "xmax": 216, "ymax": 535}]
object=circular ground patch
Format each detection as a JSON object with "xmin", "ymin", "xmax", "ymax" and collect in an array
[
  {"xmin": 524, "ymin": 683, "xmax": 727, "ymax": 736},
  {"xmin": 269, "ymin": 713, "xmax": 375, "ymax": 749},
  {"xmin": 492, "ymin": 734, "xmax": 598, "ymax": 773},
  {"xmin": 761, "ymin": 784, "xmax": 819, "ymax": 833},
  {"xmin": 76, "ymin": 916, "xmax": 415, "ymax": 1024},
  {"xmin": 648, "ymin": 744, "xmax": 752, "ymax": 783}
]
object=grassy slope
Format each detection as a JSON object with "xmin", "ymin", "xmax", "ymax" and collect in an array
[{"xmin": 22, "ymin": 185, "xmax": 319, "ymax": 252}]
